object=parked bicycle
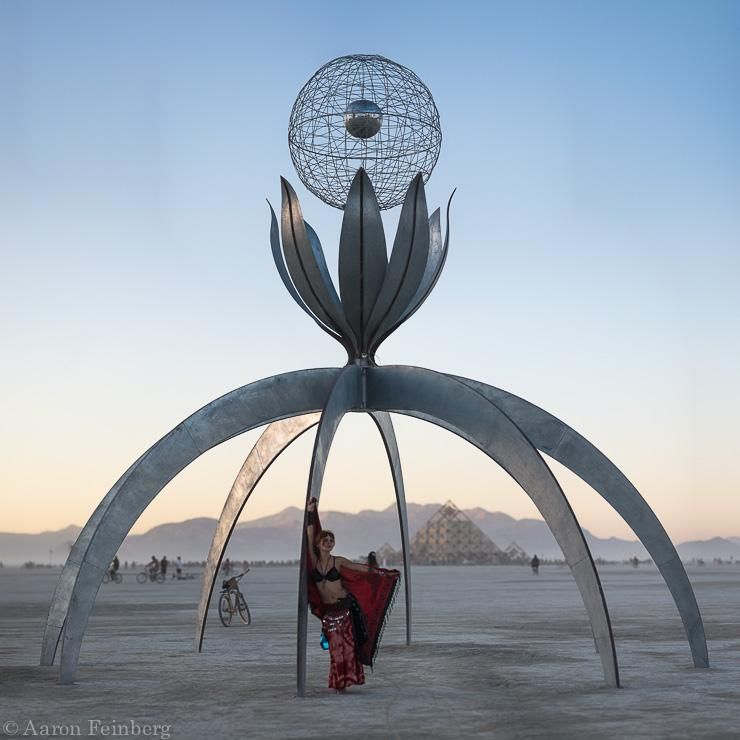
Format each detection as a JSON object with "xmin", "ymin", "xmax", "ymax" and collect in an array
[
  {"xmin": 102, "ymin": 571, "xmax": 123, "ymax": 584},
  {"xmin": 136, "ymin": 570, "xmax": 165, "ymax": 584},
  {"xmin": 218, "ymin": 570, "xmax": 250, "ymax": 626}
]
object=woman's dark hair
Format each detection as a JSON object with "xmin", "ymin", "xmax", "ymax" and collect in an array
[{"xmin": 317, "ymin": 530, "xmax": 335, "ymax": 542}]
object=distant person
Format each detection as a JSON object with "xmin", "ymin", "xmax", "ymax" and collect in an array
[
  {"xmin": 175, "ymin": 556, "xmax": 183, "ymax": 580},
  {"xmin": 631, "ymin": 556, "xmax": 639, "ymax": 568},
  {"xmin": 147, "ymin": 555, "xmax": 159, "ymax": 575},
  {"xmin": 124, "ymin": 560, "xmax": 128, "ymax": 569},
  {"xmin": 222, "ymin": 557, "xmax": 232, "ymax": 576},
  {"xmin": 109, "ymin": 555, "xmax": 120, "ymax": 580},
  {"xmin": 160, "ymin": 556, "xmax": 168, "ymax": 578},
  {"xmin": 367, "ymin": 551, "xmax": 378, "ymax": 569},
  {"xmin": 530, "ymin": 555, "xmax": 540, "ymax": 575}
]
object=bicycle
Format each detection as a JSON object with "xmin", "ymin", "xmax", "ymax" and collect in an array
[
  {"xmin": 136, "ymin": 570, "xmax": 165, "ymax": 584},
  {"xmin": 218, "ymin": 570, "xmax": 250, "ymax": 626},
  {"xmin": 102, "ymin": 570, "xmax": 123, "ymax": 584}
]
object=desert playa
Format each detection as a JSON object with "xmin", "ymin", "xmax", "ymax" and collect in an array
[{"xmin": 1, "ymin": 564, "xmax": 739, "ymax": 739}]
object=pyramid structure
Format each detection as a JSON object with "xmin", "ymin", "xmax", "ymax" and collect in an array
[
  {"xmin": 410, "ymin": 500, "xmax": 507, "ymax": 565},
  {"xmin": 504, "ymin": 541, "xmax": 530, "ymax": 564}
]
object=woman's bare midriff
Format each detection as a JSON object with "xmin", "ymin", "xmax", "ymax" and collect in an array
[{"xmin": 317, "ymin": 581, "xmax": 347, "ymax": 604}]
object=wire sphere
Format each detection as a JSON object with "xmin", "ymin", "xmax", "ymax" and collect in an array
[{"xmin": 288, "ymin": 54, "xmax": 442, "ymax": 210}]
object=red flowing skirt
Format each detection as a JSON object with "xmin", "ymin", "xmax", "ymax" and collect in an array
[{"xmin": 322, "ymin": 603, "xmax": 365, "ymax": 690}]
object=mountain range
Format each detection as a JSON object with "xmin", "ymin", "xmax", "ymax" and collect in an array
[{"xmin": 3, "ymin": 505, "xmax": 740, "ymax": 565}]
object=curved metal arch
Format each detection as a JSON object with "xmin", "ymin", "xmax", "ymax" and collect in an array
[
  {"xmin": 368, "ymin": 410, "xmax": 412, "ymax": 646},
  {"xmin": 297, "ymin": 365, "xmax": 363, "ymax": 696},
  {"xmin": 56, "ymin": 367, "xmax": 342, "ymax": 684},
  {"xmin": 451, "ymin": 374, "xmax": 708, "ymax": 669},
  {"xmin": 195, "ymin": 414, "xmax": 321, "ymax": 652},
  {"xmin": 195, "ymin": 409, "xmax": 413, "ymax": 653},
  {"xmin": 41, "ymin": 452, "xmax": 146, "ymax": 666},
  {"xmin": 365, "ymin": 365, "xmax": 620, "ymax": 688}
]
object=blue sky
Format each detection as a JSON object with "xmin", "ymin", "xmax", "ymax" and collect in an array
[{"xmin": 1, "ymin": 1, "xmax": 739, "ymax": 542}]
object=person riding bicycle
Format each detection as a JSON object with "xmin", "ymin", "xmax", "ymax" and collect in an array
[
  {"xmin": 109, "ymin": 555, "xmax": 120, "ymax": 580},
  {"xmin": 147, "ymin": 555, "xmax": 160, "ymax": 576}
]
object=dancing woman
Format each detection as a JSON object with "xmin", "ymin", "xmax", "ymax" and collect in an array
[{"xmin": 306, "ymin": 498, "xmax": 400, "ymax": 691}]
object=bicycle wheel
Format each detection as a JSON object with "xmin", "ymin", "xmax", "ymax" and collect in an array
[
  {"xmin": 113, "ymin": 572, "xmax": 123, "ymax": 584},
  {"xmin": 136, "ymin": 572, "xmax": 147, "ymax": 584},
  {"xmin": 237, "ymin": 592, "xmax": 251, "ymax": 625},
  {"xmin": 155, "ymin": 572, "xmax": 165, "ymax": 584},
  {"xmin": 218, "ymin": 593, "xmax": 232, "ymax": 626},
  {"xmin": 102, "ymin": 573, "xmax": 110, "ymax": 584}
]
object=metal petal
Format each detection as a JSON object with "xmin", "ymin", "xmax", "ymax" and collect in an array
[
  {"xmin": 372, "ymin": 191, "xmax": 455, "ymax": 351},
  {"xmin": 268, "ymin": 202, "xmax": 348, "ymax": 354},
  {"xmin": 55, "ymin": 367, "xmax": 342, "ymax": 684},
  {"xmin": 365, "ymin": 365, "xmax": 620, "ymax": 688},
  {"xmin": 280, "ymin": 178, "xmax": 359, "ymax": 353},
  {"xmin": 365, "ymin": 174, "xmax": 430, "ymax": 351},
  {"xmin": 452, "ymin": 373, "xmax": 709, "ymax": 669},
  {"xmin": 305, "ymin": 220, "xmax": 342, "ymax": 308},
  {"xmin": 338, "ymin": 169, "xmax": 388, "ymax": 350},
  {"xmin": 196, "ymin": 414, "xmax": 320, "ymax": 652}
]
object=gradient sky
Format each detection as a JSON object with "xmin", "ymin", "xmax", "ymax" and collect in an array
[{"xmin": 1, "ymin": 1, "xmax": 739, "ymax": 542}]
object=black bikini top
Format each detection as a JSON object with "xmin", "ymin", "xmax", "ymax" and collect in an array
[{"xmin": 312, "ymin": 557, "xmax": 341, "ymax": 583}]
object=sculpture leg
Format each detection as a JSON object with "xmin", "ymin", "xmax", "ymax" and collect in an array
[
  {"xmin": 453, "ymin": 374, "xmax": 708, "ymax": 669},
  {"xmin": 195, "ymin": 413, "xmax": 320, "ymax": 652},
  {"xmin": 367, "ymin": 365, "xmax": 620, "ymax": 687},
  {"xmin": 298, "ymin": 366, "xmax": 362, "ymax": 697},
  {"xmin": 56, "ymin": 368, "xmax": 340, "ymax": 684},
  {"xmin": 41, "ymin": 452, "xmax": 146, "ymax": 665},
  {"xmin": 369, "ymin": 411, "xmax": 412, "ymax": 645}
]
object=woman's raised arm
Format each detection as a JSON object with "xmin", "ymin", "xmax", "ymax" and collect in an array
[
  {"xmin": 305, "ymin": 497, "xmax": 317, "ymax": 567},
  {"xmin": 335, "ymin": 556, "xmax": 370, "ymax": 572}
]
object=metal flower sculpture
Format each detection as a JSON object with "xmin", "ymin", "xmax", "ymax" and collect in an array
[
  {"xmin": 270, "ymin": 170, "xmax": 449, "ymax": 363},
  {"xmin": 43, "ymin": 54, "xmax": 707, "ymax": 697}
]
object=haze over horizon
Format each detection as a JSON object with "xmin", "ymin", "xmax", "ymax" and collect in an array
[{"xmin": 2, "ymin": 2, "xmax": 738, "ymax": 542}]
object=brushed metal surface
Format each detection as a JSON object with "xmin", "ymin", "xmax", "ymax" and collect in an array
[
  {"xmin": 195, "ymin": 414, "xmax": 320, "ymax": 652},
  {"xmin": 41, "ymin": 452, "xmax": 146, "ymax": 666},
  {"xmin": 366, "ymin": 175, "xmax": 430, "ymax": 351},
  {"xmin": 369, "ymin": 410, "xmax": 412, "ymax": 645},
  {"xmin": 451, "ymin": 374, "xmax": 708, "ymax": 669},
  {"xmin": 268, "ymin": 202, "xmax": 348, "ymax": 355},
  {"xmin": 338, "ymin": 169, "xmax": 387, "ymax": 350},
  {"xmin": 381, "ymin": 192, "xmax": 454, "ymax": 346},
  {"xmin": 57, "ymin": 368, "xmax": 341, "ymax": 684},
  {"xmin": 280, "ymin": 178, "xmax": 359, "ymax": 354},
  {"xmin": 365, "ymin": 365, "xmax": 620, "ymax": 687}
]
